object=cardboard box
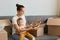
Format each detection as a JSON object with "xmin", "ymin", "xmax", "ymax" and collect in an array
[
  {"xmin": 0, "ymin": 19, "xmax": 11, "ymax": 33},
  {"xmin": 47, "ymin": 18, "xmax": 60, "ymax": 36},
  {"xmin": 29, "ymin": 18, "xmax": 41, "ymax": 28},
  {"xmin": 0, "ymin": 30, "xmax": 8, "ymax": 40},
  {"xmin": 32, "ymin": 18, "xmax": 41, "ymax": 25},
  {"xmin": 0, "ymin": 19, "xmax": 11, "ymax": 26},
  {"xmin": 29, "ymin": 24, "xmax": 45, "ymax": 37}
]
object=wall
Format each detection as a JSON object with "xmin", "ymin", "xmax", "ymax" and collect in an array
[
  {"xmin": 0, "ymin": 0, "xmax": 16, "ymax": 16},
  {"xmin": 17, "ymin": 0, "xmax": 58, "ymax": 16},
  {"xmin": 0, "ymin": 0, "xmax": 58, "ymax": 16}
]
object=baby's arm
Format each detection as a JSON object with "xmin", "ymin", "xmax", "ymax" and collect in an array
[
  {"xmin": 26, "ymin": 24, "xmax": 38, "ymax": 30},
  {"xmin": 25, "ymin": 27, "xmax": 33, "ymax": 31},
  {"xmin": 24, "ymin": 24, "xmax": 34, "ymax": 31}
]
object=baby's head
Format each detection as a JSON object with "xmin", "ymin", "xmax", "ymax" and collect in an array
[{"xmin": 17, "ymin": 18, "xmax": 23, "ymax": 26}]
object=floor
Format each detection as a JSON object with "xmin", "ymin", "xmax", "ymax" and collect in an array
[{"xmin": 8, "ymin": 35, "xmax": 59, "ymax": 40}]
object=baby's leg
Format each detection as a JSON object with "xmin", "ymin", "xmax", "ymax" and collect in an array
[
  {"xmin": 19, "ymin": 33, "xmax": 25, "ymax": 40},
  {"xmin": 26, "ymin": 32, "xmax": 35, "ymax": 40}
]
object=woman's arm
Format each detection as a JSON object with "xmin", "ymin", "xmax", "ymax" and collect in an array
[
  {"xmin": 13, "ymin": 24, "xmax": 21, "ymax": 32},
  {"xmin": 13, "ymin": 24, "xmax": 27, "ymax": 32},
  {"xmin": 24, "ymin": 24, "xmax": 34, "ymax": 31}
]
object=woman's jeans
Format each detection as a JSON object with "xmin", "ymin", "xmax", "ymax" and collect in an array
[{"xmin": 12, "ymin": 33, "xmax": 29, "ymax": 40}]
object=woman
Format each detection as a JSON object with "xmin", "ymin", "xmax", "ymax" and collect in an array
[
  {"xmin": 12, "ymin": 4, "xmax": 28, "ymax": 40},
  {"xmin": 12, "ymin": 4, "xmax": 35, "ymax": 40}
]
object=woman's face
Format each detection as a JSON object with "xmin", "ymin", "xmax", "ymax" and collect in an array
[{"xmin": 18, "ymin": 8, "xmax": 25, "ymax": 16}]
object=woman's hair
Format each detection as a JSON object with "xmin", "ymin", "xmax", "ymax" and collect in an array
[{"xmin": 16, "ymin": 4, "xmax": 24, "ymax": 11}]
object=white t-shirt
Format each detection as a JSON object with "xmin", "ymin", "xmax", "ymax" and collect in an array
[{"xmin": 12, "ymin": 15, "xmax": 26, "ymax": 34}]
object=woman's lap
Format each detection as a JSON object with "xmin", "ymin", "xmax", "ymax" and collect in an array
[{"xmin": 12, "ymin": 33, "xmax": 29, "ymax": 40}]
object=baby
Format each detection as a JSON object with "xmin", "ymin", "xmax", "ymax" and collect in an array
[{"xmin": 16, "ymin": 18, "xmax": 35, "ymax": 40}]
